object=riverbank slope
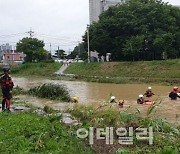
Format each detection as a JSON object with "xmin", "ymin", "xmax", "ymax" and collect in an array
[
  {"xmin": 10, "ymin": 62, "xmax": 62, "ymax": 78},
  {"xmin": 64, "ymin": 59, "xmax": 180, "ymax": 84}
]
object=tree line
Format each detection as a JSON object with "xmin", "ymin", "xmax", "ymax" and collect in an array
[{"xmin": 83, "ymin": 0, "xmax": 180, "ymax": 61}]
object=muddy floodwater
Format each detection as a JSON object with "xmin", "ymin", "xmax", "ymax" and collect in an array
[{"xmin": 13, "ymin": 77, "xmax": 180, "ymax": 124}]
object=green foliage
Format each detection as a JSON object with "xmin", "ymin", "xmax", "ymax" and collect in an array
[
  {"xmin": 55, "ymin": 49, "xmax": 65, "ymax": 59},
  {"xmin": 79, "ymin": 52, "xmax": 88, "ymax": 60},
  {"xmin": 43, "ymin": 105, "xmax": 54, "ymax": 114},
  {"xmin": 69, "ymin": 104, "xmax": 180, "ymax": 153},
  {"xmin": 16, "ymin": 37, "xmax": 49, "ymax": 62},
  {"xmin": 68, "ymin": 51, "xmax": 88, "ymax": 61},
  {"xmin": 83, "ymin": 0, "xmax": 180, "ymax": 61},
  {"xmin": 28, "ymin": 83, "xmax": 71, "ymax": 102},
  {"xmin": 0, "ymin": 112, "xmax": 93, "ymax": 153},
  {"xmin": 146, "ymin": 101, "xmax": 161, "ymax": 117},
  {"xmin": 10, "ymin": 62, "xmax": 62, "ymax": 78},
  {"xmin": 116, "ymin": 149, "xmax": 131, "ymax": 154},
  {"xmin": 116, "ymin": 146, "xmax": 180, "ymax": 154},
  {"xmin": 13, "ymin": 86, "xmax": 27, "ymax": 95},
  {"xmin": 69, "ymin": 43, "xmax": 87, "ymax": 60},
  {"xmin": 70, "ymin": 104, "xmax": 139, "ymax": 127},
  {"xmin": 65, "ymin": 60, "xmax": 180, "ymax": 84},
  {"xmin": 73, "ymin": 43, "xmax": 86, "ymax": 53}
]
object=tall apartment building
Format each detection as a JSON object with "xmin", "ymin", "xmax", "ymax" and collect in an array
[{"xmin": 89, "ymin": 0, "xmax": 126, "ymax": 24}]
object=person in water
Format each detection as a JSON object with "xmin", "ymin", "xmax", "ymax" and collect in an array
[
  {"xmin": 169, "ymin": 87, "xmax": 180, "ymax": 100},
  {"xmin": 137, "ymin": 94, "xmax": 145, "ymax": 104},
  {"xmin": 109, "ymin": 96, "xmax": 117, "ymax": 103},
  {"xmin": 71, "ymin": 97, "xmax": 79, "ymax": 103},
  {"xmin": 118, "ymin": 100, "xmax": 124, "ymax": 109},
  {"xmin": 144, "ymin": 87, "xmax": 155, "ymax": 98}
]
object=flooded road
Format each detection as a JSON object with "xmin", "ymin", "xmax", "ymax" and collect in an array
[{"xmin": 13, "ymin": 77, "xmax": 180, "ymax": 124}]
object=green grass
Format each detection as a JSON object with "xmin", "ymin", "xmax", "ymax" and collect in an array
[
  {"xmin": 68, "ymin": 104, "xmax": 180, "ymax": 153},
  {"xmin": 0, "ymin": 112, "xmax": 93, "ymax": 154},
  {"xmin": 7, "ymin": 62, "xmax": 62, "ymax": 78},
  {"xmin": 64, "ymin": 60, "xmax": 180, "ymax": 84}
]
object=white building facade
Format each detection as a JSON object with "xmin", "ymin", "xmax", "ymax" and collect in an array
[{"xmin": 89, "ymin": 0, "xmax": 126, "ymax": 24}]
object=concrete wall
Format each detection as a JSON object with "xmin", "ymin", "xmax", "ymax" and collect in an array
[{"xmin": 89, "ymin": 0, "xmax": 124, "ymax": 24}]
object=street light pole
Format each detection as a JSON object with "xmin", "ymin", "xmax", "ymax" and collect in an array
[{"xmin": 87, "ymin": 24, "xmax": 90, "ymax": 63}]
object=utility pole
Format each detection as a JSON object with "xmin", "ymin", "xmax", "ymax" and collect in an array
[
  {"xmin": 87, "ymin": 25, "xmax": 90, "ymax": 63},
  {"xmin": 68, "ymin": 49, "xmax": 71, "ymax": 55},
  {"xmin": 50, "ymin": 43, "xmax": 52, "ymax": 55},
  {"xmin": 78, "ymin": 41, "xmax": 80, "ymax": 56},
  {"xmin": 27, "ymin": 28, "xmax": 34, "ymax": 38},
  {"xmin": 58, "ymin": 46, "xmax": 60, "ymax": 59}
]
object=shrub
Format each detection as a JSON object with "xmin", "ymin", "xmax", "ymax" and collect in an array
[{"xmin": 28, "ymin": 83, "xmax": 71, "ymax": 102}]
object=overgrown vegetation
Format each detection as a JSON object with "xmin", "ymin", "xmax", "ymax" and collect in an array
[
  {"xmin": 0, "ymin": 112, "xmax": 93, "ymax": 153},
  {"xmin": 68, "ymin": 104, "xmax": 180, "ymax": 153},
  {"xmin": 65, "ymin": 60, "xmax": 180, "ymax": 84},
  {"xmin": 8, "ymin": 62, "xmax": 62, "ymax": 78},
  {"xmin": 28, "ymin": 83, "xmax": 71, "ymax": 102},
  {"xmin": 13, "ymin": 86, "xmax": 27, "ymax": 95}
]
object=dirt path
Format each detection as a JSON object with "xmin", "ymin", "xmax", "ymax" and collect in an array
[{"xmin": 55, "ymin": 63, "xmax": 70, "ymax": 75}]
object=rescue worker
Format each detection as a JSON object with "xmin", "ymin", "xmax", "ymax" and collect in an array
[
  {"xmin": 137, "ymin": 94, "xmax": 145, "ymax": 104},
  {"xmin": 0, "ymin": 67, "xmax": 14, "ymax": 111},
  {"xmin": 144, "ymin": 87, "xmax": 155, "ymax": 98},
  {"xmin": 71, "ymin": 97, "xmax": 78, "ymax": 103},
  {"xmin": 109, "ymin": 96, "xmax": 117, "ymax": 103},
  {"xmin": 169, "ymin": 87, "xmax": 180, "ymax": 100},
  {"xmin": 118, "ymin": 100, "xmax": 124, "ymax": 109}
]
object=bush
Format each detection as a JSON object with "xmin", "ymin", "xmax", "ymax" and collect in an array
[{"xmin": 28, "ymin": 83, "xmax": 71, "ymax": 102}]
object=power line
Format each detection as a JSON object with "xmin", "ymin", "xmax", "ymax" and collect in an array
[
  {"xmin": 35, "ymin": 33, "xmax": 78, "ymax": 43},
  {"xmin": 0, "ymin": 33, "xmax": 26, "ymax": 38},
  {"xmin": 0, "ymin": 30, "xmax": 83, "ymax": 51},
  {"xmin": 34, "ymin": 31, "xmax": 76, "ymax": 41}
]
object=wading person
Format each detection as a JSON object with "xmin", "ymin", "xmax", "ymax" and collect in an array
[
  {"xmin": 71, "ymin": 97, "xmax": 79, "ymax": 104},
  {"xmin": 109, "ymin": 96, "xmax": 117, "ymax": 103},
  {"xmin": 118, "ymin": 100, "xmax": 124, "ymax": 109},
  {"xmin": 169, "ymin": 87, "xmax": 180, "ymax": 100},
  {"xmin": 144, "ymin": 87, "xmax": 155, "ymax": 98},
  {"xmin": 0, "ymin": 67, "xmax": 14, "ymax": 111},
  {"xmin": 137, "ymin": 94, "xmax": 145, "ymax": 104}
]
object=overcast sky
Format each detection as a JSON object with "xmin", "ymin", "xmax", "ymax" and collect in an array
[{"xmin": 0, "ymin": 0, "xmax": 179, "ymax": 53}]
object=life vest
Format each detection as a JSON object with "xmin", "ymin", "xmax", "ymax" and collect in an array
[
  {"xmin": 144, "ymin": 90, "xmax": 154, "ymax": 97},
  {"xmin": 0, "ymin": 74, "xmax": 14, "ymax": 90},
  {"xmin": 137, "ymin": 98, "xmax": 144, "ymax": 104}
]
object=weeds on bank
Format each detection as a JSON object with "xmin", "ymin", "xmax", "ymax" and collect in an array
[
  {"xmin": 13, "ymin": 86, "xmax": 27, "ymax": 95},
  {"xmin": 28, "ymin": 83, "xmax": 71, "ymax": 102},
  {"xmin": 68, "ymin": 103, "xmax": 180, "ymax": 153},
  {"xmin": 0, "ymin": 112, "xmax": 93, "ymax": 153}
]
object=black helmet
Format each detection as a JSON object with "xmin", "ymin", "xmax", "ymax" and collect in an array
[{"xmin": 3, "ymin": 67, "xmax": 10, "ymax": 72}]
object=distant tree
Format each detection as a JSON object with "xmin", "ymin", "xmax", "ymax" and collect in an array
[
  {"xmin": 55, "ymin": 49, "xmax": 65, "ymax": 59},
  {"xmin": 73, "ymin": 43, "xmax": 86, "ymax": 53},
  {"xmin": 79, "ymin": 52, "xmax": 88, "ymax": 60},
  {"xmin": 68, "ymin": 43, "xmax": 87, "ymax": 60},
  {"xmin": 83, "ymin": 0, "xmax": 180, "ymax": 61},
  {"xmin": 67, "ymin": 51, "xmax": 77, "ymax": 59},
  {"xmin": 16, "ymin": 37, "xmax": 49, "ymax": 62}
]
